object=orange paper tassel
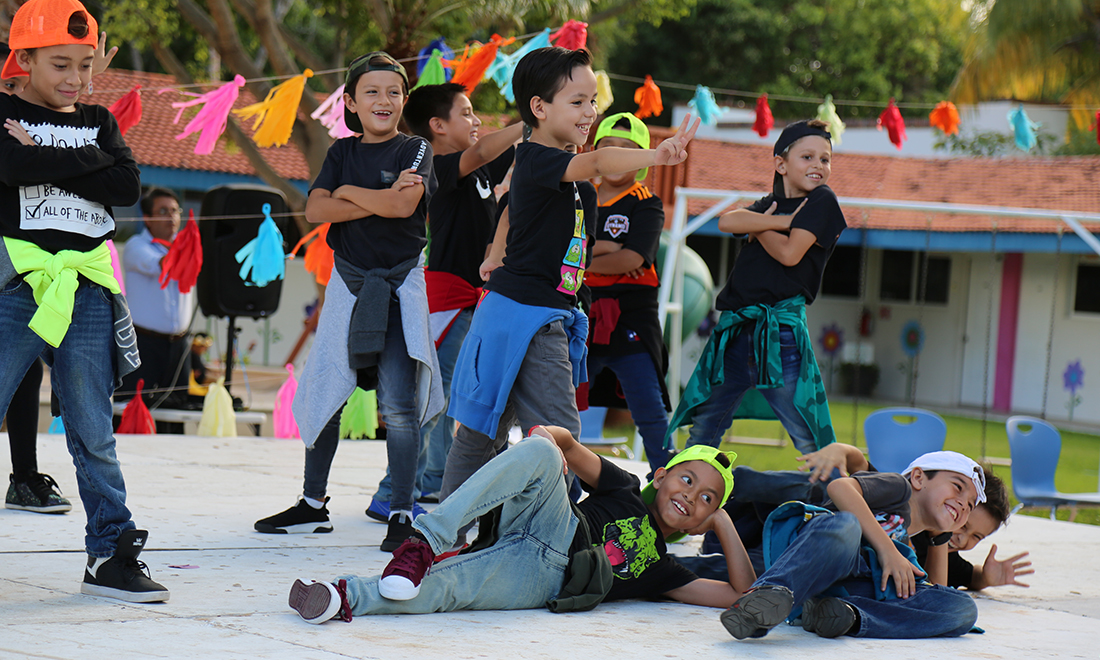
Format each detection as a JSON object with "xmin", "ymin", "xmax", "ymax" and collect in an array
[
  {"xmin": 289, "ymin": 223, "xmax": 334, "ymax": 286},
  {"xmin": 160, "ymin": 210, "xmax": 203, "ymax": 293},
  {"xmin": 634, "ymin": 75, "xmax": 663, "ymax": 119},
  {"xmin": 877, "ymin": 98, "xmax": 907, "ymax": 150},
  {"xmin": 446, "ymin": 35, "xmax": 515, "ymax": 93},
  {"xmin": 233, "ymin": 69, "xmax": 314, "ymax": 148},
  {"xmin": 929, "ymin": 101, "xmax": 960, "ymax": 136},
  {"xmin": 753, "ymin": 94, "xmax": 774, "ymax": 138},
  {"xmin": 108, "ymin": 85, "xmax": 143, "ymax": 136}
]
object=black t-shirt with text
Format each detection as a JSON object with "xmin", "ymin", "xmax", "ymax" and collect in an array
[
  {"xmin": 0, "ymin": 94, "xmax": 140, "ymax": 253},
  {"xmin": 484, "ymin": 142, "xmax": 597, "ymax": 310},
  {"xmin": 427, "ymin": 147, "xmax": 513, "ymax": 287},
  {"xmin": 716, "ymin": 184, "xmax": 847, "ymax": 311},
  {"xmin": 575, "ymin": 457, "xmax": 698, "ymax": 601},
  {"xmin": 311, "ymin": 133, "xmax": 436, "ymax": 271}
]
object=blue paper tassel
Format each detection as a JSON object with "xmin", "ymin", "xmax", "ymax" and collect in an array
[
  {"xmin": 487, "ymin": 29, "xmax": 552, "ymax": 103},
  {"xmin": 235, "ymin": 203, "xmax": 286, "ymax": 287},
  {"xmin": 688, "ymin": 85, "xmax": 722, "ymax": 126},
  {"xmin": 417, "ymin": 38, "xmax": 453, "ymax": 81},
  {"xmin": 49, "ymin": 416, "xmax": 65, "ymax": 434},
  {"xmin": 1007, "ymin": 104, "xmax": 1039, "ymax": 152}
]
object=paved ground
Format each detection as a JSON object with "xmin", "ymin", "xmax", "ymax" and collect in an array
[{"xmin": 1, "ymin": 432, "xmax": 1095, "ymax": 659}]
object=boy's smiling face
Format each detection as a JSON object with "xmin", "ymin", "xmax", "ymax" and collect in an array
[
  {"xmin": 910, "ymin": 468, "xmax": 978, "ymax": 534},
  {"xmin": 948, "ymin": 504, "xmax": 998, "ymax": 551},
  {"xmin": 530, "ymin": 64, "xmax": 597, "ymax": 150},
  {"xmin": 16, "ymin": 44, "xmax": 93, "ymax": 112},
  {"xmin": 434, "ymin": 92, "xmax": 481, "ymax": 152},
  {"xmin": 648, "ymin": 460, "xmax": 724, "ymax": 537},
  {"xmin": 345, "ymin": 70, "xmax": 406, "ymax": 142},
  {"xmin": 776, "ymin": 135, "xmax": 831, "ymax": 197}
]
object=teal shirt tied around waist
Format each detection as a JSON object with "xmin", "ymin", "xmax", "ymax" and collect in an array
[{"xmin": 667, "ymin": 295, "xmax": 836, "ymax": 450}]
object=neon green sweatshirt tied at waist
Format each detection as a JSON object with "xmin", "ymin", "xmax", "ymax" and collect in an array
[
  {"xmin": 4, "ymin": 237, "xmax": 121, "ymax": 348},
  {"xmin": 667, "ymin": 295, "xmax": 836, "ymax": 450}
]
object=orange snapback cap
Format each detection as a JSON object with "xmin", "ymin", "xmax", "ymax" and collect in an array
[{"xmin": 2, "ymin": 0, "xmax": 99, "ymax": 79}]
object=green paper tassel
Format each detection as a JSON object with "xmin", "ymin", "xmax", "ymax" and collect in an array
[{"xmin": 340, "ymin": 388, "xmax": 378, "ymax": 439}]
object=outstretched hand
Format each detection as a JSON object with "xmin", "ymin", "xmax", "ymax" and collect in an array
[
  {"xmin": 797, "ymin": 445, "xmax": 849, "ymax": 483},
  {"xmin": 93, "ymin": 32, "xmax": 118, "ymax": 77},
  {"xmin": 980, "ymin": 544, "xmax": 1033, "ymax": 588},
  {"xmin": 653, "ymin": 114, "xmax": 701, "ymax": 167}
]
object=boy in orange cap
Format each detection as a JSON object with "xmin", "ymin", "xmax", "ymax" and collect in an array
[{"xmin": 0, "ymin": 0, "xmax": 168, "ymax": 602}]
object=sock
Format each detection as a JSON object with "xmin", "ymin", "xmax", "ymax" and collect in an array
[
  {"xmin": 303, "ymin": 496, "xmax": 326, "ymax": 509},
  {"xmin": 390, "ymin": 510, "xmax": 412, "ymax": 524}
]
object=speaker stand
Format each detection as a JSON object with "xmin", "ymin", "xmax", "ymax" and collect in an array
[{"xmin": 223, "ymin": 317, "xmax": 243, "ymax": 410}]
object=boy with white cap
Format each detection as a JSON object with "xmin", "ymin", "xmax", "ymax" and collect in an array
[{"xmin": 721, "ymin": 450, "xmax": 985, "ymax": 640}]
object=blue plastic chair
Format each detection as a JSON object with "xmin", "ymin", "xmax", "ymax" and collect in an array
[
  {"xmin": 578, "ymin": 406, "xmax": 634, "ymax": 460},
  {"xmin": 863, "ymin": 407, "xmax": 947, "ymax": 474},
  {"xmin": 1006, "ymin": 416, "xmax": 1100, "ymax": 519}
]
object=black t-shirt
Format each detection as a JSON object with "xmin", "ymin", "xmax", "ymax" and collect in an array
[
  {"xmin": 574, "ymin": 457, "xmax": 698, "ymax": 601},
  {"xmin": 590, "ymin": 182, "xmax": 663, "ymax": 294},
  {"xmin": 311, "ymin": 134, "xmax": 436, "ymax": 270},
  {"xmin": 911, "ymin": 531, "xmax": 975, "ymax": 589},
  {"xmin": 427, "ymin": 147, "xmax": 513, "ymax": 287},
  {"xmin": 821, "ymin": 471, "xmax": 912, "ymax": 543},
  {"xmin": 0, "ymin": 94, "xmax": 140, "ymax": 253},
  {"xmin": 484, "ymin": 142, "xmax": 597, "ymax": 310},
  {"xmin": 716, "ymin": 184, "xmax": 847, "ymax": 311}
]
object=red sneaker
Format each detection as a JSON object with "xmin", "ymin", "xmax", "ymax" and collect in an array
[{"xmin": 379, "ymin": 537, "xmax": 435, "ymax": 601}]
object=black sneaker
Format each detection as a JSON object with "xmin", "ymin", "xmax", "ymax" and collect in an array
[
  {"xmin": 6, "ymin": 472, "xmax": 72, "ymax": 514},
  {"xmin": 289, "ymin": 578, "xmax": 352, "ymax": 624},
  {"xmin": 81, "ymin": 529, "xmax": 170, "ymax": 603},
  {"xmin": 720, "ymin": 585, "xmax": 794, "ymax": 640},
  {"xmin": 255, "ymin": 497, "xmax": 333, "ymax": 534},
  {"xmin": 380, "ymin": 512, "xmax": 415, "ymax": 552},
  {"xmin": 801, "ymin": 597, "xmax": 857, "ymax": 638}
]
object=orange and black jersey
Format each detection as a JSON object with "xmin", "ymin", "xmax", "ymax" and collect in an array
[{"xmin": 584, "ymin": 182, "xmax": 663, "ymax": 291}]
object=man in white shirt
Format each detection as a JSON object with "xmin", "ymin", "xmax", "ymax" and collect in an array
[{"xmin": 118, "ymin": 188, "xmax": 195, "ymax": 422}]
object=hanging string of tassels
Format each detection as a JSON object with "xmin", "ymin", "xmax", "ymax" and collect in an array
[
  {"xmin": 235, "ymin": 202, "xmax": 286, "ymax": 286},
  {"xmin": 159, "ymin": 209, "xmax": 203, "ymax": 293},
  {"xmin": 487, "ymin": 29, "xmax": 552, "ymax": 103},
  {"xmin": 168, "ymin": 74, "xmax": 246, "ymax": 155},
  {"xmin": 753, "ymin": 94, "xmax": 774, "ymax": 137},
  {"xmin": 594, "ymin": 70, "xmax": 614, "ymax": 114},
  {"xmin": 634, "ymin": 75, "xmax": 663, "ymax": 119},
  {"xmin": 446, "ymin": 34, "xmax": 515, "ymax": 93},
  {"xmin": 414, "ymin": 50, "xmax": 449, "ymax": 89},
  {"xmin": 107, "ymin": 85, "xmax": 142, "ymax": 135},
  {"xmin": 815, "ymin": 94, "xmax": 846, "ymax": 145},
  {"xmin": 417, "ymin": 37, "xmax": 453, "ymax": 80},
  {"xmin": 929, "ymin": 101, "xmax": 960, "ymax": 135},
  {"xmin": 689, "ymin": 85, "xmax": 722, "ymax": 126},
  {"xmin": 877, "ymin": 98, "xmax": 907, "ymax": 150},
  {"xmin": 233, "ymin": 69, "xmax": 314, "ymax": 148},
  {"xmin": 550, "ymin": 19, "xmax": 588, "ymax": 50},
  {"xmin": 310, "ymin": 84, "xmax": 356, "ymax": 139},
  {"xmin": 289, "ymin": 223, "xmax": 334, "ymax": 286},
  {"xmin": 1007, "ymin": 104, "xmax": 1040, "ymax": 152}
]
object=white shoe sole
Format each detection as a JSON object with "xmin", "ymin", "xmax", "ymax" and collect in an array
[
  {"xmin": 81, "ymin": 582, "xmax": 170, "ymax": 603},
  {"xmin": 289, "ymin": 579, "xmax": 342, "ymax": 624},
  {"xmin": 6, "ymin": 502, "xmax": 72, "ymax": 513},
  {"xmin": 379, "ymin": 575, "xmax": 420, "ymax": 601}
]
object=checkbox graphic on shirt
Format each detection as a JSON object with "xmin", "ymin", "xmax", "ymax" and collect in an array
[{"xmin": 23, "ymin": 185, "xmax": 43, "ymax": 201}]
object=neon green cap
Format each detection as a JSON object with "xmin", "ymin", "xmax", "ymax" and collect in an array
[
  {"xmin": 641, "ymin": 445, "xmax": 737, "ymax": 542},
  {"xmin": 594, "ymin": 112, "xmax": 652, "ymax": 181}
]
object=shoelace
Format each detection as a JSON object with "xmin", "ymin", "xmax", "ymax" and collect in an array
[
  {"xmin": 123, "ymin": 558, "xmax": 153, "ymax": 579},
  {"xmin": 27, "ymin": 473, "xmax": 63, "ymax": 502},
  {"xmin": 388, "ymin": 540, "xmax": 434, "ymax": 581},
  {"xmin": 335, "ymin": 579, "xmax": 353, "ymax": 623}
]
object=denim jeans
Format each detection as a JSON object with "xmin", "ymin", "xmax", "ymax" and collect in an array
[
  {"xmin": 754, "ymin": 512, "xmax": 977, "ymax": 638},
  {"xmin": 442, "ymin": 320, "xmax": 581, "ymax": 500},
  {"xmin": 587, "ymin": 350, "xmax": 670, "ymax": 473},
  {"xmin": 301, "ymin": 296, "xmax": 422, "ymax": 512},
  {"xmin": 0, "ymin": 278, "xmax": 135, "ymax": 557},
  {"xmin": 341, "ymin": 435, "xmax": 576, "ymax": 614},
  {"xmin": 374, "ymin": 308, "xmax": 470, "ymax": 501},
  {"xmin": 686, "ymin": 326, "xmax": 816, "ymax": 455}
]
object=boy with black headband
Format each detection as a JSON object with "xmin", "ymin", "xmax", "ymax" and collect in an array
[
  {"xmin": 286, "ymin": 427, "xmax": 755, "ymax": 623},
  {"xmin": 254, "ymin": 51, "xmax": 445, "ymax": 553},
  {"xmin": 668, "ymin": 119, "xmax": 845, "ymax": 457}
]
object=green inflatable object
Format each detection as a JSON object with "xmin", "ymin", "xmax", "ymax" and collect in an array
[{"xmin": 656, "ymin": 233, "xmax": 715, "ymax": 342}]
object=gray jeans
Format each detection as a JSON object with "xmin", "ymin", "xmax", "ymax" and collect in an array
[{"xmin": 441, "ymin": 320, "xmax": 581, "ymax": 500}]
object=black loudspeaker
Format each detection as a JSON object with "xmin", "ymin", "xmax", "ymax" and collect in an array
[{"xmin": 197, "ymin": 184, "xmax": 292, "ymax": 319}]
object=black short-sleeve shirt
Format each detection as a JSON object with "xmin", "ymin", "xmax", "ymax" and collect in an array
[
  {"xmin": 821, "ymin": 471, "xmax": 913, "ymax": 542},
  {"xmin": 427, "ymin": 147, "xmax": 513, "ymax": 287},
  {"xmin": 484, "ymin": 142, "xmax": 597, "ymax": 310},
  {"xmin": 311, "ymin": 133, "xmax": 436, "ymax": 270},
  {"xmin": 575, "ymin": 457, "xmax": 698, "ymax": 601},
  {"xmin": 716, "ymin": 184, "xmax": 847, "ymax": 311},
  {"xmin": 592, "ymin": 182, "xmax": 663, "ymax": 293}
]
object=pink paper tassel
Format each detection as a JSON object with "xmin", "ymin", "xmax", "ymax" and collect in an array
[
  {"xmin": 169, "ymin": 75, "xmax": 247, "ymax": 155},
  {"xmin": 310, "ymin": 84, "xmax": 356, "ymax": 139},
  {"xmin": 273, "ymin": 363, "xmax": 300, "ymax": 439},
  {"xmin": 551, "ymin": 20, "xmax": 588, "ymax": 50}
]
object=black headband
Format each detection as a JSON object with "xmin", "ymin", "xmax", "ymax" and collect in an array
[{"xmin": 773, "ymin": 123, "xmax": 832, "ymax": 156}]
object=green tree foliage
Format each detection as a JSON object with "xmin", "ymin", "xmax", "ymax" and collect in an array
[{"xmin": 604, "ymin": 0, "xmax": 968, "ymax": 122}]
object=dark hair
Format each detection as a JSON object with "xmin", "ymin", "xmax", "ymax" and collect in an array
[
  {"xmin": 68, "ymin": 11, "xmax": 90, "ymax": 39},
  {"xmin": 141, "ymin": 187, "xmax": 179, "ymax": 217},
  {"xmin": 0, "ymin": 43, "xmax": 9, "ymax": 59},
  {"xmin": 979, "ymin": 468, "xmax": 1010, "ymax": 526},
  {"xmin": 776, "ymin": 118, "xmax": 831, "ymax": 157},
  {"xmin": 403, "ymin": 82, "xmax": 467, "ymax": 141},
  {"xmin": 513, "ymin": 47, "xmax": 592, "ymax": 127},
  {"xmin": 347, "ymin": 53, "xmax": 408, "ymax": 98}
]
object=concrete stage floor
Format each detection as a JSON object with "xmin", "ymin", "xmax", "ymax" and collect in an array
[{"xmin": 1, "ymin": 432, "xmax": 1094, "ymax": 659}]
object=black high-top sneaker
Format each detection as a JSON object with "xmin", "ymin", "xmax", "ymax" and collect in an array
[{"xmin": 81, "ymin": 529, "xmax": 170, "ymax": 602}]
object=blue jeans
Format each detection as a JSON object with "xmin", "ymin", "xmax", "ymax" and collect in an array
[
  {"xmin": 0, "ymin": 278, "xmax": 135, "ymax": 557},
  {"xmin": 587, "ymin": 350, "xmax": 670, "ymax": 473},
  {"xmin": 686, "ymin": 326, "xmax": 816, "ymax": 455},
  {"xmin": 341, "ymin": 435, "xmax": 576, "ymax": 614},
  {"xmin": 302, "ymin": 296, "xmax": 422, "ymax": 512},
  {"xmin": 755, "ymin": 512, "xmax": 977, "ymax": 638},
  {"xmin": 374, "ymin": 308, "xmax": 470, "ymax": 501}
]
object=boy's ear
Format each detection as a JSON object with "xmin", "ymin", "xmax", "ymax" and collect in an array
[
  {"xmin": 908, "ymin": 467, "xmax": 926, "ymax": 492},
  {"xmin": 429, "ymin": 116, "xmax": 447, "ymax": 136},
  {"xmin": 774, "ymin": 154, "xmax": 787, "ymax": 175},
  {"xmin": 530, "ymin": 95, "xmax": 547, "ymax": 122},
  {"xmin": 16, "ymin": 50, "xmax": 34, "ymax": 70},
  {"xmin": 650, "ymin": 466, "xmax": 667, "ymax": 490},
  {"xmin": 343, "ymin": 90, "xmax": 356, "ymax": 112}
]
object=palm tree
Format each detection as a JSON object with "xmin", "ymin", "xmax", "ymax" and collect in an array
[{"xmin": 952, "ymin": 0, "xmax": 1100, "ymax": 128}]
